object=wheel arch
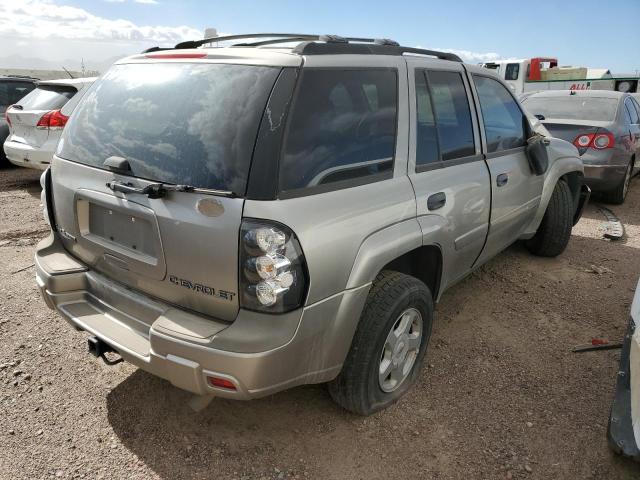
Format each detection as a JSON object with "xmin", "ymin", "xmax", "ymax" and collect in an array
[
  {"xmin": 380, "ymin": 245, "xmax": 443, "ymax": 301},
  {"xmin": 521, "ymin": 143, "xmax": 584, "ymax": 238}
]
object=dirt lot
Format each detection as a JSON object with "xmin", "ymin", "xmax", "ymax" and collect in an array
[{"xmin": 1, "ymin": 166, "xmax": 640, "ymax": 480}]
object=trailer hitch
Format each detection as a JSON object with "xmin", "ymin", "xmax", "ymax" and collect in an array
[{"xmin": 87, "ymin": 336, "xmax": 123, "ymax": 366}]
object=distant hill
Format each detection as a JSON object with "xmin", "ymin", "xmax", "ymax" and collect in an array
[{"xmin": 0, "ymin": 53, "xmax": 128, "ymax": 77}]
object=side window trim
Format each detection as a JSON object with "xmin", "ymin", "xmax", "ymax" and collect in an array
[
  {"xmin": 414, "ymin": 69, "xmax": 442, "ymax": 168},
  {"xmin": 415, "ymin": 153, "xmax": 484, "ymax": 173}
]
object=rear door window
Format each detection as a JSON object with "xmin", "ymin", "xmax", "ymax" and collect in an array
[
  {"xmin": 17, "ymin": 85, "xmax": 76, "ymax": 110},
  {"xmin": 625, "ymin": 98, "xmax": 640, "ymax": 124},
  {"xmin": 0, "ymin": 81, "xmax": 35, "ymax": 110},
  {"xmin": 280, "ymin": 69, "xmax": 397, "ymax": 194},
  {"xmin": 426, "ymin": 70, "xmax": 475, "ymax": 160},
  {"xmin": 473, "ymin": 75, "xmax": 526, "ymax": 153},
  {"xmin": 57, "ymin": 63, "xmax": 280, "ymax": 195}
]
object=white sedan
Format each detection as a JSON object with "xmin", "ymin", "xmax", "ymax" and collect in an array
[{"xmin": 3, "ymin": 77, "xmax": 95, "ymax": 170}]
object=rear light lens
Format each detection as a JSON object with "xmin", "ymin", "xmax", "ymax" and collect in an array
[
  {"xmin": 240, "ymin": 219, "xmax": 308, "ymax": 313},
  {"xmin": 592, "ymin": 132, "xmax": 614, "ymax": 149},
  {"xmin": 574, "ymin": 134, "xmax": 592, "ymax": 148},
  {"xmin": 207, "ymin": 376, "xmax": 236, "ymax": 390},
  {"xmin": 36, "ymin": 109, "xmax": 68, "ymax": 130},
  {"xmin": 4, "ymin": 104, "xmax": 12, "ymax": 127},
  {"xmin": 573, "ymin": 131, "xmax": 615, "ymax": 151}
]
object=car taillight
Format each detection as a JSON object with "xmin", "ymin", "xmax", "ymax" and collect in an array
[
  {"xmin": 4, "ymin": 104, "xmax": 12, "ymax": 127},
  {"xmin": 239, "ymin": 219, "xmax": 308, "ymax": 313},
  {"xmin": 36, "ymin": 109, "xmax": 68, "ymax": 130},
  {"xmin": 592, "ymin": 132, "xmax": 614, "ymax": 149},
  {"xmin": 573, "ymin": 131, "xmax": 615, "ymax": 150}
]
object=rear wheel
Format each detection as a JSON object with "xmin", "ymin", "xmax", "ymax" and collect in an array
[
  {"xmin": 526, "ymin": 180, "xmax": 573, "ymax": 257},
  {"xmin": 328, "ymin": 270, "xmax": 433, "ymax": 415},
  {"xmin": 602, "ymin": 160, "xmax": 633, "ymax": 205}
]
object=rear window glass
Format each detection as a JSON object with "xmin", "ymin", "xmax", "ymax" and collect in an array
[
  {"xmin": 505, "ymin": 63, "xmax": 520, "ymax": 81},
  {"xmin": 17, "ymin": 85, "xmax": 76, "ymax": 110},
  {"xmin": 280, "ymin": 69, "xmax": 397, "ymax": 193},
  {"xmin": 522, "ymin": 95, "xmax": 619, "ymax": 121},
  {"xmin": 0, "ymin": 81, "xmax": 35, "ymax": 110},
  {"xmin": 57, "ymin": 63, "xmax": 280, "ymax": 195}
]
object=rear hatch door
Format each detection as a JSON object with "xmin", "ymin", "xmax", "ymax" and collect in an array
[
  {"xmin": 7, "ymin": 84, "xmax": 77, "ymax": 147},
  {"xmin": 51, "ymin": 61, "xmax": 282, "ymax": 321}
]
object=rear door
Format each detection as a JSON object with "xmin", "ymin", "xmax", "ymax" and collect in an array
[
  {"xmin": 470, "ymin": 73, "xmax": 543, "ymax": 264},
  {"xmin": 6, "ymin": 84, "xmax": 76, "ymax": 147},
  {"xmin": 51, "ymin": 61, "xmax": 283, "ymax": 322},
  {"xmin": 406, "ymin": 58, "xmax": 491, "ymax": 286}
]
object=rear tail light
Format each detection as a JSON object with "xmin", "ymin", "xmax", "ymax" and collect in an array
[
  {"xmin": 239, "ymin": 219, "xmax": 308, "ymax": 313},
  {"xmin": 36, "ymin": 109, "xmax": 68, "ymax": 130},
  {"xmin": 4, "ymin": 104, "xmax": 12, "ymax": 127},
  {"xmin": 573, "ymin": 131, "xmax": 615, "ymax": 151}
]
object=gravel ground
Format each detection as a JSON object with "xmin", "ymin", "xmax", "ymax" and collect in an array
[{"xmin": 1, "ymin": 166, "xmax": 640, "ymax": 480}]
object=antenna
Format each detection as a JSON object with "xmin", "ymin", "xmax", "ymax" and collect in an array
[{"xmin": 62, "ymin": 67, "xmax": 74, "ymax": 79}]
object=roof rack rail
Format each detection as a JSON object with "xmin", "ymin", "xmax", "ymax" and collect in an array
[
  {"xmin": 167, "ymin": 33, "xmax": 462, "ymax": 62},
  {"xmin": 292, "ymin": 42, "xmax": 462, "ymax": 62}
]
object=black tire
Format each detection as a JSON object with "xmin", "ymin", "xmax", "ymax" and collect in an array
[
  {"xmin": 328, "ymin": 270, "xmax": 433, "ymax": 415},
  {"xmin": 602, "ymin": 160, "xmax": 632, "ymax": 205},
  {"xmin": 525, "ymin": 179, "xmax": 573, "ymax": 257}
]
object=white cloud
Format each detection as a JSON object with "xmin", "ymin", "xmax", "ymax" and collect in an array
[
  {"xmin": 134, "ymin": 0, "xmax": 158, "ymax": 4},
  {"xmin": 0, "ymin": 0, "xmax": 199, "ymax": 43},
  {"xmin": 416, "ymin": 45, "xmax": 510, "ymax": 64}
]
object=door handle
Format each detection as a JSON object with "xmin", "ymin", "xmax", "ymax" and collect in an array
[
  {"xmin": 496, "ymin": 173, "xmax": 509, "ymax": 187},
  {"xmin": 427, "ymin": 192, "xmax": 446, "ymax": 211}
]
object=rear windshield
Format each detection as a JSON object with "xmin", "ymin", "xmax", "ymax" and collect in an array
[
  {"xmin": 522, "ymin": 96, "xmax": 619, "ymax": 121},
  {"xmin": 17, "ymin": 85, "xmax": 76, "ymax": 110},
  {"xmin": 0, "ymin": 81, "xmax": 36, "ymax": 111},
  {"xmin": 57, "ymin": 63, "xmax": 280, "ymax": 195}
]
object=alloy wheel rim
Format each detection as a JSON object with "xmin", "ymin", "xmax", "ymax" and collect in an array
[{"xmin": 378, "ymin": 307, "xmax": 423, "ymax": 393}]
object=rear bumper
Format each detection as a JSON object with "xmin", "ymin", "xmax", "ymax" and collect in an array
[
  {"xmin": 608, "ymin": 283, "xmax": 640, "ymax": 461},
  {"xmin": 3, "ymin": 139, "xmax": 53, "ymax": 170},
  {"xmin": 583, "ymin": 164, "xmax": 627, "ymax": 192},
  {"xmin": 35, "ymin": 234, "xmax": 369, "ymax": 399}
]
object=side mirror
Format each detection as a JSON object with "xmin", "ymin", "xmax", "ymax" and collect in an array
[{"xmin": 526, "ymin": 135, "xmax": 549, "ymax": 175}]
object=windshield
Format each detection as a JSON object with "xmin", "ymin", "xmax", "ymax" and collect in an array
[
  {"xmin": 522, "ymin": 95, "xmax": 619, "ymax": 121},
  {"xmin": 57, "ymin": 62, "xmax": 280, "ymax": 195}
]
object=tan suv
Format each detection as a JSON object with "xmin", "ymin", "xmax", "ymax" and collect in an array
[{"xmin": 36, "ymin": 34, "xmax": 588, "ymax": 415}]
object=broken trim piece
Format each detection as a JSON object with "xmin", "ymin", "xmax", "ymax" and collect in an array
[{"xmin": 598, "ymin": 205, "xmax": 625, "ymax": 241}]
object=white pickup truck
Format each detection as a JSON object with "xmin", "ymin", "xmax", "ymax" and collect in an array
[{"xmin": 482, "ymin": 57, "xmax": 639, "ymax": 96}]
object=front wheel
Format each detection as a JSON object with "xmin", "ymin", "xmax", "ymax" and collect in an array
[
  {"xmin": 328, "ymin": 271, "xmax": 433, "ymax": 415},
  {"xmin": 526, "ymin": 180, "xmax": 573, "ymax": 257}
]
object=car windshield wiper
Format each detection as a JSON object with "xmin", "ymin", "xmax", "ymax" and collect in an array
[{"xmin": 106, "ymin": 180, "xmax": 235, "ymax": 199}]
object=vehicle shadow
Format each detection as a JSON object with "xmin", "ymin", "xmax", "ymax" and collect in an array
[{"xmin": 106, "ymin": 370, "xmax": 348, "ymax": 479}]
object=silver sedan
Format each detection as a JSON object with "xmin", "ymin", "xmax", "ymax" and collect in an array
[{"xmin": 522, "ymin": 90, "xmax": 640, "ymax": 204}]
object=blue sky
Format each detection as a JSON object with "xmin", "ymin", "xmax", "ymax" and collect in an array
[{"xmin": 1, "ymin": 0, "xmax": 638, "ymax": 72}]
